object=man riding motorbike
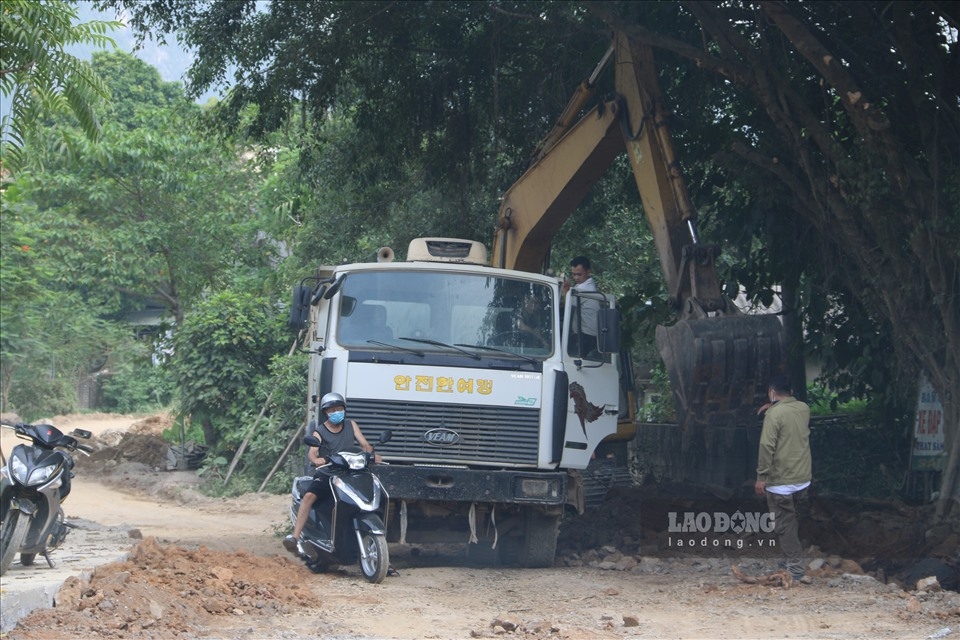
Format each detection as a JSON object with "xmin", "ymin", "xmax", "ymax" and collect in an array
[{"xmin": 283, "ymin": 392, "xmax": 378, "ymax": 556}]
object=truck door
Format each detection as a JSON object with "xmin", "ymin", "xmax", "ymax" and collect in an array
[{"xmin": 559, "ymin": 290, "xmax": 620, "ymax": 468}]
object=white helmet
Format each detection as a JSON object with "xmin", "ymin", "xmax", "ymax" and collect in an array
[{"xmin": 320, "ymin": 392, "xmax": 346, "ymax": 412}]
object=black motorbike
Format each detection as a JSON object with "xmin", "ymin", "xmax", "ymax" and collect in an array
[
  {"xmin": 0, "ymin": 421, "xmax": 93, "ymax": 575},
  {"xmin": 288, "ymin": 431, "xmax": 392, "ymax": 583}
]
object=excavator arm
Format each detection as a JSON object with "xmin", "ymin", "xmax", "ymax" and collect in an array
[{"xmin": 493, "ymin": 31, "xmax": 784, "ymax": 429}]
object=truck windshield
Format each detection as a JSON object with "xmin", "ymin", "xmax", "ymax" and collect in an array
[{"xmin": 337, "ymin": 270, "xmax": 554, "ymax": 358}]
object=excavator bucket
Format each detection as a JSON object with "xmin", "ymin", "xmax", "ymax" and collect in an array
[{"xmin": 655, "ymin": 314, "xmax": 785, "ymax": 429}]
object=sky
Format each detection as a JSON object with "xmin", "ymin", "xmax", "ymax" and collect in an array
[
  {"xmin": 1, "ymin": 3, "xmax": 220, "ymax": 144},
  {"xmin": 74, "ymin": 2, "xmax": 221, "ymax": 101}
]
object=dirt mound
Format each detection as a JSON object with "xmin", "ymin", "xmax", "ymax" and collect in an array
[
  {"xmin": 77, "ymin": 414, "xmax": 174, "ymax": 472},
  {"xmin": 7, "ymin": 537, "xmax": 317, "ymax": 640},
  {"xmin": 82, "ymin": 431, "xmax": 170, "ymax": 472},
  {"xmin": 128, "ymin": 413, "xmax": 175, "ymax": 435}
]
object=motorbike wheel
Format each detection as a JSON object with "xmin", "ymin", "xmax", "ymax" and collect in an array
[
  {"xmin": 1, "ymin": 510, "xmax": 31, "ymax": 576},
  {"xmin": 20, "ymin": 553, "xmax": 37, "ymax": 566},
  {"xmin": 358, "ymin": 532, "xmax": 389, "ymax": 584}
]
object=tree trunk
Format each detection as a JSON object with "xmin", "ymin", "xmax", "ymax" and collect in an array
[
  {"xmin": 201, "ymin": 416, "xmax": 218, "ymax": 449},
  {"xmin": 779, "ymin": 281, "xmax": 807, "ymax": 401}
]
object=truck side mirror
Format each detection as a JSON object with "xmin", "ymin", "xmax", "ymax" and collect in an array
[
  {"xmin": 597, "ymin": 308, "xmax": 621, "ymax": 353},
  {"xmin": 288, "ymin": 285, "xmax": 312, "ymax": 331}
]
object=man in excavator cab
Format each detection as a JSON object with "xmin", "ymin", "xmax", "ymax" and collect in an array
[{"xmin": 562, "ymin": 256, "xmax": 602, "ymax": 360}]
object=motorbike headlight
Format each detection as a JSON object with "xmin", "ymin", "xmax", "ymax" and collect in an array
[
  {"xmin": 340, "ymin": 452, "xmax": 367, "ymax": 470},
  {"xmin": 29, "ymin": 463, "xmax": 59, "ymax": 486},
  {"xmin": 10, "ymin": 456, "xmax": 29, "ymax": 484}
]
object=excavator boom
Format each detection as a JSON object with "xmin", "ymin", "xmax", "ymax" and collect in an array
[{"xmin": 493, "ymin": 31, "xmax": 785, "ymax": 429}]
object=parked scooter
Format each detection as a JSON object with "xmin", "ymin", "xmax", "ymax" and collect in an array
[
  {"xmin": 0, "ymin": 421, "xmax": 93, "ymax": 576},
  {"xmin": 288, "ymin": 430, "xmax": 392, "ymax": 583}
]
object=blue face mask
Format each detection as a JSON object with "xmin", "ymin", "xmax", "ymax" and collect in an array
[{"xmin": 327, "ymin": 410, "xmax": 346, "ymax": 425}]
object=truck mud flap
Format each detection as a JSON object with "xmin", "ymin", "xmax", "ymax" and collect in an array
[
  {"xmin": 375, "ymin": 465, "xmax": 567, "ymax": 506},
  {"xmin": 656, "ymin": 314, "xmax": 784, "ymax": 430}
]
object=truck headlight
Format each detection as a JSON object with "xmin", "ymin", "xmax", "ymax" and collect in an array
[{"xmin": 516, "ymin": 478, "xmax": 559, "ymax": 499}]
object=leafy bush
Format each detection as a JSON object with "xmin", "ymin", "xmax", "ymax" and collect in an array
[
  {"xmin": 205, "ymin": 352, "xmax": 308, "ymax": 497},
  {"xmin": 100, "ymin": 351, "xmax": 175, "ymax": 414},
  {"xmin": 807, "ymin": 383, "xmax": 872, "ymax": 415},
  {"xmin": 171, "ymin": 291, "xmax": 288, "ymax": 452},
  {"xmin": 6, "ymin": 369, "xmax": 77, "ymax": 421},
  {"xmin": 637, "ymin": 361, "xmax": 677, "ymax": 423}
]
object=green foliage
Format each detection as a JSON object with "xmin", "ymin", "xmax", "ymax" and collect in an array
[
  {"xmin": 0, "ymin": 289, "xmax": 132, "ymax": 420},
  {"xmin": 810, "ymin": 415, "xmax": 912, "ymax": 499},
  {"xmin": 636, "ymin": 361, "xmax": 677, "ymax": 424},
  {"xmin": 0, "ymin": 0, "xmax": 120, "ymax": 171},
  {"xmin": 100, "ymin": 353, "xmax": 175, "ymax": 414},
  {"xmin": 5, "ymin": 369, "xmax": 78, "ymax": 422},
  {"xmin": 807, "ymin": 384, "xmax": 873, "ymax": 416},
  {"xmin": 11, "ymin": 51, "xmax": 273, "ymax": 326},
  {"xmin": 90, "ymin": 50, "xmax": 186, "ymax": 127},
  {"xmin": 207, "ymin": 351, "xmax": 308, "ymax": 496},
  {"xmin": 196, "ymin": 454, "xmax": 230, "ymax": 480},
  {"xmin": 1, "ymin": 185, "xmax": 138, "ymax": 418},
  {"xmin": 171, "ymin": 291, "xmax": 288, "ymax": 451}
]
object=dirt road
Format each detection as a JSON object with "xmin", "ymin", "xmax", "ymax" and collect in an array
[{"xmin": 1, "ymin": 414, "xmax": 956, "ymax": 639}]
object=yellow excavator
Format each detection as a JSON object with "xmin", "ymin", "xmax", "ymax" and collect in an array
[{"xmin": 492, "ymin": 31, "xmax": 785, "ymax": 435}]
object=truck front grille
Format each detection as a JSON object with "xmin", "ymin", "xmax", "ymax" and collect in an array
[{"xmin": 346, "ymin": 398, "xmax": 540, "ymax": 467}]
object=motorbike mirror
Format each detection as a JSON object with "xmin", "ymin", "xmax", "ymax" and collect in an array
[
  {"xmin": 72, "ymin": 428, "xmax": 93, "ymax": 439},
  {"xmin": 377, "ymin": 430, "xmax": 393, "ymax": 445},
  {"xmin": 303, "ymin": 435, "xmax": 322, "ymax": 448}
]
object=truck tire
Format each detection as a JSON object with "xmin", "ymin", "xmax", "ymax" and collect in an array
[
  {"xmin": 465, "ymin": 539, "xmax": 502, "ymax": 566},
  {"xmin": 517, "ymin": 509, "xmax": 560, "ymax": 568},
  {"xmin": 1, "ymin": 511, "xmax": 31, "ymax": 576}
]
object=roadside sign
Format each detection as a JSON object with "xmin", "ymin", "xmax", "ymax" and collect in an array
[{"xmin": 911, "ymin": 376, "xmax": 945, "ymax": 471}]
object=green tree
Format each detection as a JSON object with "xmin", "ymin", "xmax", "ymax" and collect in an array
[
  {"xmin": 18, "ymin": 52, "xmax": 270, "ymax": 325},
  {"xmin": 171, "ymin": 291, "xmax": 287, "ymax": 451},
  {"xmin": 3, "ymin": 51, "xmax": 275, "ymax": 421},
  {"xmin": 90, "ymin": 50, "xmax": 185, "ymax": 127},
  {"xmin": 595, "ymin": 1, "xmax": 959, "ymax": 516},
  {"xmin": 0, "ymin": 0, "xmax": 119, "ymax": 170},
  {"xmin": 102, "ymin": 1, "xmax": 959, "ymax": 515},
  {"xmin": 0, "ymin": 182, "xmax": 135, "ymax": 418}
]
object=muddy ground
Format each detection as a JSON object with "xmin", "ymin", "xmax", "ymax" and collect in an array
[{"xmin": 1, "ymin": 413, "xmax": 958, "ymax": 639}]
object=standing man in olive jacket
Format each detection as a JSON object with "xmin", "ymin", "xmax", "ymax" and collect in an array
[{"xmin": 755, "ymin": 373, "xmax": 812, "ymax": 581}]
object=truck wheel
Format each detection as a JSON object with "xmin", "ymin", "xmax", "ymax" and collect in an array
[
  {"xmin": 1, "ymin": 511, "xmax": 31, "ymax": 576},
  {"xmin": 465, "ymin": 539, "xmax": 501, "ymax": 566},
  {"xmin": 517, "ymin": 511, "xmax": 560, "ymax": 568}
]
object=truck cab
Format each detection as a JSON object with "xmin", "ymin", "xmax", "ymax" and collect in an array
[{"xmin": 292, "ymin": 238, "xmax": 621, "ymax": 566}]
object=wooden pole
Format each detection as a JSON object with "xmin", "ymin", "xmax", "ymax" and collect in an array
[
  {"xmin": 258, "ymin": 423, "xmax": 304, "ymax": 493},
  {"xmin": 223, "ymin": 332, "xmax": 302, "ymax": 486}
]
